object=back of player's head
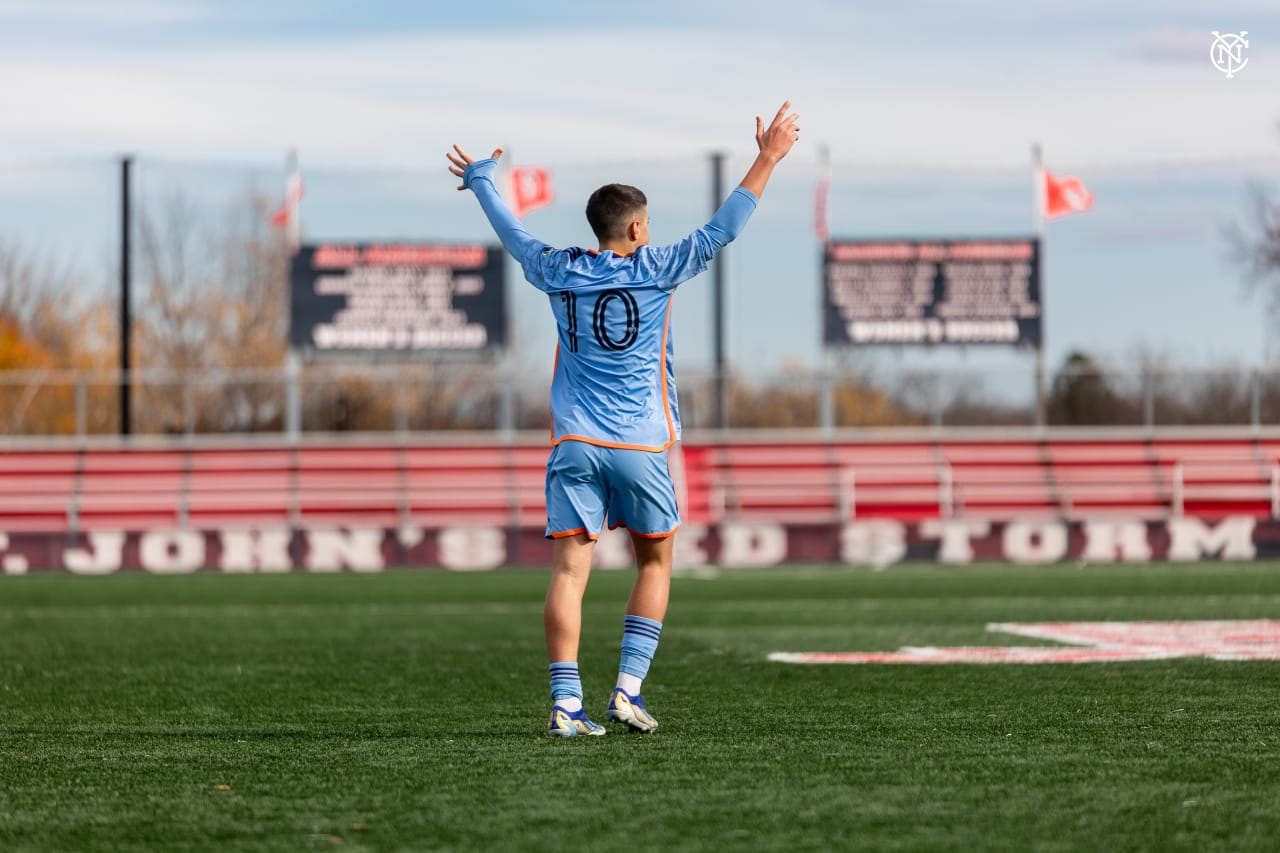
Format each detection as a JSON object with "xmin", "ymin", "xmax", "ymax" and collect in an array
[{"xmin": 586, "ymin": 184, "xmax": 647, "ymax": 241}]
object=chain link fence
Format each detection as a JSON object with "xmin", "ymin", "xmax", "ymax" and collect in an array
[
  {"xmin": 2, "ymin": 151, "xmax": 1278, "ymax": 440},
  {"xmin": 3, "ymin": 361, "xmax": 1280, "ymax": 438}
]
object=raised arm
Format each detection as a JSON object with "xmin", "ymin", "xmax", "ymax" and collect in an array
[
  {"xmin": 689, "ymin": 102, "xmax": 800, "ymax": 257},
  {"xmin": 446, "ymin": 145, "xmax": 542, "ymax": 260},
  {"xmin": 738, "ymin": 101, "xmax": 800, "ymax": 198}
]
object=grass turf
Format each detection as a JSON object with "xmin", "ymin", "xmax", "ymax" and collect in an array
[{"xmin": 2, "ymin": 563, "xmax": 1280, "ymax": 851}]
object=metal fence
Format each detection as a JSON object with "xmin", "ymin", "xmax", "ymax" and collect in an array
[
  {"xmin": 3, "ymin": 152, "xmax": 1279, "ymax": 440},
  {"xmin": 4, "ymin": 361, "xmax": 1280, "ymax": 438}
]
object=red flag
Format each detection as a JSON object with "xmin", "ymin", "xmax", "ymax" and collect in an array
[
  {"xmin": 1043, "ymin": 169, "xmax": 1093, "ymax": 220},
  {"xmin": 814, "ymin": 177, "xmax": 830, "ymax": 242},
  {"xmin": 270, "ymin": 172, "xmax": 303, "ymax": 228},
  {"xmin": 509, "ymin": 166, "xmax": 553, "ymax": 218}
]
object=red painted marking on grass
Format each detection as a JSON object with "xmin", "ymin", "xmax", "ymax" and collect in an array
[{"xmin": 769, "ymin": 620, "xmax": 1280, "ymax": 664}]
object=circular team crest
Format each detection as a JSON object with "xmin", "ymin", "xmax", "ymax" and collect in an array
[{"xmin": 1210, "ymin": 31, "xmax": 1249, "ymax": 78}]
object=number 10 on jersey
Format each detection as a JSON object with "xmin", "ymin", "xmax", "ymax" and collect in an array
[{"xmin": 560, "ymin": 289, "xmax": 640, "ymax": 354}]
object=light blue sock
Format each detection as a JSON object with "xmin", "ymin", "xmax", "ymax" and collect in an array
[
  {"xmin": 549, "ymin": 662, "xmax": 583, "ymax": 711},
  {"xmin": 617, "ymin": 615, "xmax": 662, "ymax": 694}
]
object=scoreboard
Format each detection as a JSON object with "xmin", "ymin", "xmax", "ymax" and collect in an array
[
  {"xmin": 290, "ymin": 243, "xmax": 505, "ymax": 354},
  {"xmin": 823, "ymin": 238, "xmax": 1041, "ymax": 347}
]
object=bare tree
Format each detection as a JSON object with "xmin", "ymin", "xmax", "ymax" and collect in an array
[
  {"xmin": 134, "ymin": 190, "xmax": 292, "ymax": 432},
  {"xmin": 213, "ymin": 190, "xmax": 290, "ymax": 370},
  {"xmin": 1226, "ymin": 181, "xmax": 1280, "ymax": 355}
]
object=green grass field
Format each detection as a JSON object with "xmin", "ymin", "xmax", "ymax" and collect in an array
[{"xmin": 3, "ymin": 563, "xmax": 1280, "ymax": 852}]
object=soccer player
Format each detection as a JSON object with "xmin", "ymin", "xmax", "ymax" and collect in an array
[{"xmin": 447, "ymin": 101, "xmax": 800, "ymax": 736}]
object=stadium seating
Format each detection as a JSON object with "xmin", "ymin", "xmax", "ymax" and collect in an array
[
  {"xmin": 1043, "ymin": 440, "xmax": 1167, "ymax": 519},
  {"xmin": 705, "ymin": 443, "xmax": 843, "ymax": 522},
  {"xmin": 186, "ymin": 448, "xmax": 293, "ymax": 528},
  {"xmin": 0, "ymin": 450, "xmax": 80, "ymax": 532},
  {"xmin": 940, "ymin": 441, "xmax": 1054, "ymax": 520},
  {"xmin": 0, "ymin": 433, "xmax": 1276, "ymax": 534},
  {"xmin": 76, "ymin": 449, "xmax": 187, "ymax": 530},
  {"xmin": 1150, "ymin": 439, "xmax": 1276, "ymax": 518}
]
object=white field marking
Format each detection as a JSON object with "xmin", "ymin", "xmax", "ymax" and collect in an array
[{"xmin": 768, "ymin": 620, "xmax": 1280, "ymax": 665}]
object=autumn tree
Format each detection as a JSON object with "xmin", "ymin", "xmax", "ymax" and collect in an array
[
  {"xmin": 0, "ymin": 237, "xmax": 108, "ymax": 366},
  {"xmin": 0, "ymin": 239, "xmax": 116, "ymax": 434}
]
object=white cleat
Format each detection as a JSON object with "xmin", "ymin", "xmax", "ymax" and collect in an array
[
  {"xmin": 548, "ymin": 704, "xmax": 606, "ymax": 737},
  {"xmin": 606, "ymin": 688, "xmax": 659, "ymax": 733}
]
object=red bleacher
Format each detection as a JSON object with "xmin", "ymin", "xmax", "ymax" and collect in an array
[
  {"xmin": 186, "ymin": 448, "xmax": 293, "ymax": 528},
  {"xmin": 0, "ymin": 451, "xmax": 79, "ymax": 533},
  {"xmin": 0, "ymin": 433, "xmax": 1275, "ymax": 533}
]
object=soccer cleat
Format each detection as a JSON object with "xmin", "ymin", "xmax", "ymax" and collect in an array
[
  {"xmin": 606, "ymin": 687, "xmax": 659, "ymax": 733},
  {"xmin": 548, "ymin": 704, "xmax": 606, "ymax": 737}
]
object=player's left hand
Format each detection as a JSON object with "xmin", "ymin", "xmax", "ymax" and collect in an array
[
  {"xmin": 754, "ymin": 102, "xmax": 800, "ymax": 162},
  {"xmin": 447, "ymin": 145, "xmax": 503, "ymax": 190}
]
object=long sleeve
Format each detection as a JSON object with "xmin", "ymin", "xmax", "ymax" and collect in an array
[
  {"xmin": 462, "ymin": 158, "xmax": 544, "ymax": 262},
  {"xmin": 701, "ymin": 186, "xmax": 758, "ymax": 251},
  {"xmin": 640, "ymin": 187, "xmax": 759, "ymax": 289}
]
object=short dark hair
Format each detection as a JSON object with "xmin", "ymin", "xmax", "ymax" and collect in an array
[{"xmin": 585, "ymin": 184, "xmax": 647, "ymax": 241}]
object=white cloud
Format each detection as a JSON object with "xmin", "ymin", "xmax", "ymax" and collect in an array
[
  {"xmin": 1131, "ymin": 27, "xmax": 1214, "ymax": 63},
  {"xmin": 0, "ymin": 0, "xmax": 217, "ymax": 22},
  {"xmin": 0, "ymin": 20, "xmax": 1276, "ymax": 171}
]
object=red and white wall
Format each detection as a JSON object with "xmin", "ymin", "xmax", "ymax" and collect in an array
[{"xmin": 1, "ymin": 431, "xmax": 1277, "ymax": 573}]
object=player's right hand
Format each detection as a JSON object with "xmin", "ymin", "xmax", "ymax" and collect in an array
[{"xmin": 447, "ymin": 145, "xmax": 504, "ymax": 190}]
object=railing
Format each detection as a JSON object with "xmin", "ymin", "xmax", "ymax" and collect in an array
[
  {"xmin": 842, "ymin": 464, "xmax": 956, "ymax": 520},
  {"xmin": 1168, "ymin": 461, "xmax": 1280, "ymax": 520},
  {"xmin": 9, "ymin": 363, "xmax": 1280, "ymax": 438},
  {"xmin": 5, "ymin": 432, "xmax": 1280, "ymax": 537}
]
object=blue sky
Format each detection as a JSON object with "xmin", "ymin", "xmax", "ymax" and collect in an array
[{"xmin": 1, "ymin": 0, "xmax": 1278, "ymax": 388}]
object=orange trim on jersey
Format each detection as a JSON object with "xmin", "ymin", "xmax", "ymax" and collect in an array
[
  {"xmin": 548, "ymin": 342, "xmax": 560, "ymax": 444},
  {"xmin": 552, "ymin": 434, "xmax": 674, "ymax": 453},
  {"xmin": 659, "ymin": 296, "xmax": 675, "ymax": 443},
  {"xmin": 549, "ymin": 527, "xmax": 598, "ymax": 540}
]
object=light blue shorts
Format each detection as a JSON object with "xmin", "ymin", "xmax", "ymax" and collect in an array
[{"xmin": 545, "ymin": 441, "xmax": 680, "ymax": 540}]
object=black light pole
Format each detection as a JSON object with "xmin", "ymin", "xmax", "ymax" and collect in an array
[
  {"xmin": 120, "ymin": 155, "xmax": 133, "ymax": 436},
  {"xmin": 710, "ymin": 151, "xmax": 727, "ymax": 430}
]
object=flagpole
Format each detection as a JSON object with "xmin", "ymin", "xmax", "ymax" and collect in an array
[
  {"xmin": 498, "ymin": 146, "xmax": 516, "ymax": 435},
  {"xmin": 710, "ymin": 151, "xmax": 727, "ymax": 431},
  {"xmin": 119, "ymin": 154, "xmax": 133, "ymax": 437},
  {"xmin": 284, "ymin": 149, "xmax": 301, "ymax": 252},
  {"xmin": 817, "ymin": 145, "xmax": 834, "ymax": 434},
  {"xmin": 283, "ymin": 147, "xmax": 302, "ymax": 443},
  {"xmin": 1032, "ymin": 142, "xmax": 1047, "ymax": 429},
  {"xmin": 817, "ymin": 144, "xmax": 831, "ymax": 242}
]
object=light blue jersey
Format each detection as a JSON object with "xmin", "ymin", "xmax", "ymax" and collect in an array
[{"xmin": 463, "ymin": 158, "xmax": 757, "ymax": 451}]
